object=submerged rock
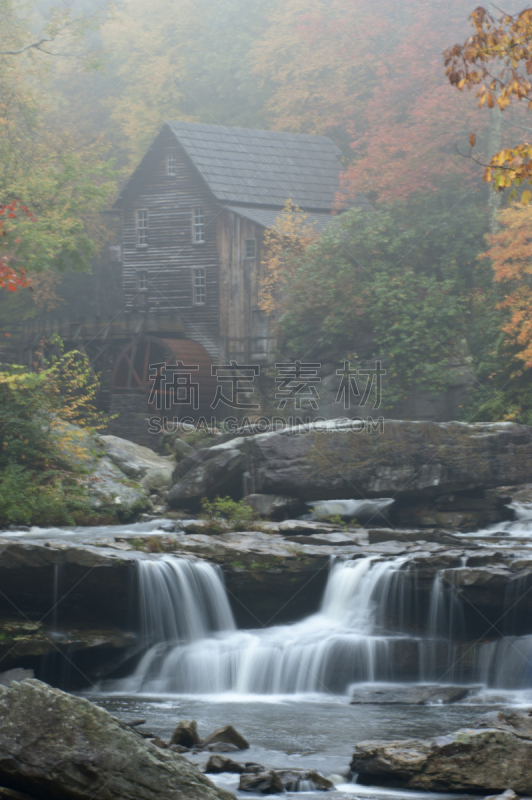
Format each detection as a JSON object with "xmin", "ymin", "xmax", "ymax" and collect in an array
[
  {"xmin": 239, "ymin": 771, "xmax": 284, "ymax": 794},
  {"xmin": 203, "ymin": 743, "xmax": 240, "ymax": 753},
  {"xmin": 0, "ymin": 679, "xmax": 234, "ymax": 800},
  {"xmin": 276, "ymin": 770, "xmax": 333, "ymax": 791},
  {"xmin": 485, "ymin": 790, "xmax": 519, "ymax": 800},
  {"xmin": 351, "ymin": 709, "xmax": 532, "ymax": 794},
  {"xmin": 238, "ymin": 769, "xmax": 332, "ymax": 794},
  {"xmin": 350, "ymin": 684, "xmax": 479, "ymax": 705},
  {"xmin": 205, "ymin": 756, "xmax": 250, "ymax": 774}
]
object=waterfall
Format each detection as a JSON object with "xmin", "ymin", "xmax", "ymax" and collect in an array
[
  {"xmin": 118, "ymin": 556, "xmax": 427, "ymax": 695},
  {"xmin": 109, "ymin": 553, "xmax": 532, "ymax": 695},
  {"xmin": 137, "ymin": 556, "xmax": 236, "ymax": 645},
  {"xmin": 477, "ymin": 636, "xmax": 532, "ymax": 688},
  {"xmin": 419, "ymin": 571, "xmax": 466, "ymax": 682}
]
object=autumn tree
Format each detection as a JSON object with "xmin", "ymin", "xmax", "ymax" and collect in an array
[
  {"xmin": 252, "ymin": 0, "xmax": 489, "ymax": 202},
  {"xmin": 444, "ymin": 5, "xmax": 532, "ymax": 198},
  {"xmin": 480, "ymin": 203, "xmax": 532, "ymax": 368},
  {"xmin": 0, "ymin": 0, "xmax": 116, "ymax": 277},
  {"xmin": 0, "ymin": 201, "xmax": 33, "ymax": 292},
  {"xmin": 259, "ymin": 201, "xmax": 319, "ymax": 318},
  {"xmin": 91, "ymin": 0, "xmax": 273, "ymax": 169}
]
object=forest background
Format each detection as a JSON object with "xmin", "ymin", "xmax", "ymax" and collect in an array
[{"xmin": 2, "ymin": 0, "xmax": 532, "ymax": 423}]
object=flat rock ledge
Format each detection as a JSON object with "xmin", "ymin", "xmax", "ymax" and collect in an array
[
  {"xmin": 351, "ymin": 710, "xmax": 532, "ymax": 794},
  {"xmin": 0, "ymin": 679, "xmax": 234, "ymax": 800}
]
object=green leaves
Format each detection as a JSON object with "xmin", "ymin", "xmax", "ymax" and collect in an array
[{"xmin": 276, "ymin": 197, "xmax": 489, "ymax": 406}]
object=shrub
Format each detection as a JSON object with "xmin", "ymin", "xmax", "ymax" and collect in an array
[
  {"xmin": 0, "ymin": 353, "xmax": 112, "ymax": 527},
  {"xmin": 0, "ymin": 465, "xmax": 94, "ymax": 528},
  {"xmin": 200, "ymin": 496, "xmax": 263, "ymax": 534}
]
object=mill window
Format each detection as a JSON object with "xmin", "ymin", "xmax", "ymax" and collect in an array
[
  {"xmin": 192, "ymin": 206, "xmax": 205, "ymax": 244},
  {"xmin": 136, "ymin": 209, "xmax": 148, "ymax": 247},
  {"xmin": 193, "ymin": 268, "xmax": 206, "ymax": 305},
  {"xmin": 137, "ymin": 270, "xmax": 149, "ymax": 291},
  {"xmin": 244, "ymin": 238, "xmax": 256, "ymax": 259},
  {"xmin": 167, "ymin": 150, "xmax": 176, "ymax": 176}
]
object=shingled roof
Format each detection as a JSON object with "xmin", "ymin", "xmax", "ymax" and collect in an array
[{"xmin": 166, "ymin": 120, "xmax": 344, "ymax": 211}]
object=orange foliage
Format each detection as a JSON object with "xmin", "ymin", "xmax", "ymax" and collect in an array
[
  {"xmin": 481, "ymin": 203, "xmax": 532, "ymax": 368},
  {"xmin": 30, "ymin": 272, "xmax": 63, "ymax": 312},
  {"xmin": 445, "ymin": 7, "xmax": 532, "ymax": 196},
  {"xmin": 253, "ymin": 0, "xmax": 482, "ymax": 201}
]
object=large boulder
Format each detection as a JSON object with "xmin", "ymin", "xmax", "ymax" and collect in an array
[
  {"xmin": 0, "ymin": 679, "xmax": 234, "ymax": 800},
  {"xmin": 80, "ymin": 457, "xmax": 149, "ymax": 516},
  {"xmin": 238, "ymin": 769, "xmax": 332, "ymax": 794},
  {"xmin": 167, "ymin": 420, "xmax": 532, "ymax": 514},
  {"xmin": 168, "ymin": 446, "xmax": 244, "ymax": 509},
  {"xmin": 244, "ymin": 420, "xmax": 532, "ymax": 500},
  {"xmin": 97, "ymin": 435, "xmax": 174, "ymax": 491},
  {"xmin": 350, "ymin": 710, "xmax": 532, "ymax": 794},
  {"xmin": 50, "ymin": 421, "xmax": 149, "ymax": 518}
]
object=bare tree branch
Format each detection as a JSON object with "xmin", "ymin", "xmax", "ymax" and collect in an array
[{"xmin": 0, "ymin": 38, "xmax": 55, "ymax": 56}]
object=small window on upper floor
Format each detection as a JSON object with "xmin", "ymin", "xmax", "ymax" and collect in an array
[
  {"xmin": 192, "ymin": 206, "xmax": 205, "ymax": 244},
  {"xmin": 193, "ymin": 267, "xmax": 206, "ymax": 305},
  {"xmin": 244, "ymin": 238, "xmax": 256, "ymax": 259},
  {"xmin": 136, "ymin": 209, "xmax": 148, "ymax": 247},
  {"xmin": 167, "ymin": 150, "xmax": 176, "ymax": 176}
]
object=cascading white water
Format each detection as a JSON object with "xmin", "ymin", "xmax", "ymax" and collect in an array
[
  {"xmin": 108, "ymin": 552, "xmax": 532, "ymax": 695},
  {"xmin": 118, "ymin": 556, "xmax": 425, "ymax": 695},
  {"xmin": 137, "ymin": 556, "xmax": 236, "ymax": 645},
  {"xmin": 419, "ymin": 570, "xmax": 466, "ymax": 682},
  {"xmin": 476, "ymin": 635, "xmax": 532, "ymax": 688}
]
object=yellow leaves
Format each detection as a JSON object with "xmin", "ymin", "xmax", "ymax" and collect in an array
[
  {"xmin": 259, "ymin": 200, "xmax": 318, "ymax": 317},
  {"xmin": 483, "ymin": 144, "xmax": 532, "ymax": 192},
  {"xmin": 521, "ymin": 189, "xmax": 532, "ymax": 204}
]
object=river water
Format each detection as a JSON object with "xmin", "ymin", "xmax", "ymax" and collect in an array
[{"xmin": 91, "ymin": 691, "xmax": 505, "ymax": 800}]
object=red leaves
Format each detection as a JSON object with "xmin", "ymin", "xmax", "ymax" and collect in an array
[
  {"xmin": 0, "ymin": 200, "xmax": 34, "ymax": 293},
  {"xmin": 0, "ymin": 261, "xmax": 31, "ymax": 292}
]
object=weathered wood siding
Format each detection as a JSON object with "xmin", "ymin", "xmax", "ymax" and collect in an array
[
  {"xmin": 217, "ymin": 210, "xmax": 273, "ymax": 362},
  {"xmin": 120, "ymin": 127, "xmax": 219, "ymax": 349}
]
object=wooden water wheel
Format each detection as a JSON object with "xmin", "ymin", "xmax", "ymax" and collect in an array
[{"xmin": 111, "ymin": 336, "xmax": 217, "ymax": 418}]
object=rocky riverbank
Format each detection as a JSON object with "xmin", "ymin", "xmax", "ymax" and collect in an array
[
  {"xmin": 351, "ymin": 709, "xmax": 532, "ymax": 794},
  {"xmin": 0, "ymin": 679, "xmax": 235, "ymax": 800},
  {"xmin": 26, "ymin": 418, "xmax": 532, "ymax": 531}
]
